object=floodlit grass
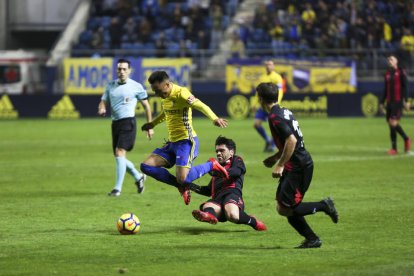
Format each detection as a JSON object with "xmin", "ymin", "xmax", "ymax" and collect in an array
[{"xmin": 0, "ymin": 117, "xmax": 413, "ymax": 275}]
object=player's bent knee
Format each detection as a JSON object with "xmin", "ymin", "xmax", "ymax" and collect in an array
[
  {"xmin": 225, "ymin": 211, "xmax": 239, "ymax": 223},
  {"xmin": 140, "ymin": 163, "xmax": 152, "ymax": 175},
  {"xmin": 176, "ymin": 177, "xmax": 186, "ymax": 185},
  {"xmin": 276, "ymin": 204, "xmax": 292, "ymax": 217}
]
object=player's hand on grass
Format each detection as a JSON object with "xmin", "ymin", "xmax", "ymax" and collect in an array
[
  {"xmin": 142, "ymin": 122, "xmax": 154, "ymax": 131},
  {"xmin": 213, "ymin": 118, "xmax": 228, "ymax": 128}
]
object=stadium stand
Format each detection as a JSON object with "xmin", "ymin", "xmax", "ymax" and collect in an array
[
  {"xmin": 73, "ymin": 0, "xmax": 241, "ymax": 56},
  {"xmin": 243, "ymin": 0, "xmax": 414, "ymax": 61},
  {"xmin": 70, "ymin": 0, "xmax": 414, "ymax": 78}
]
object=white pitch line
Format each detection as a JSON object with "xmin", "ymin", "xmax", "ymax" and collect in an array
[{"xmin": 243, "ymin": 151, "xmax": 414, "ymax": 164}]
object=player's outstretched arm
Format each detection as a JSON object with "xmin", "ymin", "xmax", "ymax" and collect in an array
[
  {"xmin": 141, "ymin": 122, "xmax": 155, "ymax": 131},
  {"xmin": 141, "ymin": 112, "xmax": 166, "ymax": 131},
  {"xmin": 189, "ymin": 182, "xmax": 211, "ymax": 197},
  {"xmin": 141, "ymin": 99, "xmax": 154, "ymax": 140},
  {"xmin": 191, "ymin": 100, "xmax": 228, "ymax": 128},
  {"xmin": 213, "ymin": 118, "xmax": 228, "ymax": 128}
]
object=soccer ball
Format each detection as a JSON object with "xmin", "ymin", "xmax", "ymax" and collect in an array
[{"xmin": 117, "ymin": 213, "xmax": 141, "ymax": 235}]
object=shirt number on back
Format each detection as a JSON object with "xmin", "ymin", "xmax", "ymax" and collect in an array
[{"xmin": 292, "ymin": 120, "xmax": 303, "ymax": 137}]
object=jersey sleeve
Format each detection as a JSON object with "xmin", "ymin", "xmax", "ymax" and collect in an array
[
  {"xmin": 179, "ymin": 88, "xmax": 218, "ymax": 121},
  {"xmin": 101, "ymin": 83, "xmax": 110, "ymax": 102},
  {"xmin": 197, "ymin": 181, "xmax": 212, "ymax": 197},
  {"xmin": 135, "ymin": 83, "xmax": 148, "ymax": 101},
  {"xmin": 273, "ymin": 73, "xmax": 283, "ymax": 89},
  {"xmin": 178, "ymin": 87, "xmax": 194, "ymax": 105},
  {"xmin": 227, "ymin": 156, "xmax": 246, "ymax": 179},
  {"xmin": 269, "ymin": 114, "xmax": 293, "ymax": 140},
  {"xmin": 152, "ymin": 111, "xmax": 166, "ymax": 126}
]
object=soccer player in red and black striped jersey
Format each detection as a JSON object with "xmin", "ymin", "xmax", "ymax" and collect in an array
[
  {"xmin": 191, "ymin": 136, "xmax": 267, "ymax": 231},
  {"xmin": 256, "ymin": 82, "xmax": 338, "ymax": 248},
  {"xmin": 379, "ymin": 55, "xmax": 411, "ymax": 155}
]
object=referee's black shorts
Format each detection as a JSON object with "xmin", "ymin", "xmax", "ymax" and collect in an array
[
  {"xmin": 111, "ymin": 117, "xmax": 136, "ymax": 153},
  {"xmin": 276, "ymin": 162, "xmax": 313, "ymax": 208}
]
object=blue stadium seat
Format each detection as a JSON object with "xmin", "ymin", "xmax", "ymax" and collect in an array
[
  {"xmin": 87, "ymin": 17, "xmax": 100, "ymax": 30},
  {"xmin": 166, "ymin": 42, "xmax": 180, "ymax": 57},
  {"xmin": 222, "ymin": 15, "xmax": 230, "ymax": 29},
  {"xmin": 142, "ymin": 43, "xmax": 156, "ymax": 57},
  {"xmin": 79, "ymin": 30, "xmax": 93, "ymax": 44},
  {"xmin": 121, "ymin": 42, "xmax": 134, "ymax": 49},
  {"xmin": 101, "ymin": 16, "xmax": 112, "ymax": 29}
]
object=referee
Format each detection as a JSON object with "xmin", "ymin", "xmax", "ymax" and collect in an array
[{"xmin": 98, "ymin": 58, "xmax": 154, "ymax": 196}]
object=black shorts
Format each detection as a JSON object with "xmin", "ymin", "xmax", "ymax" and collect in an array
[
  {"xmin": 111, "ymin": 117, "xmax": 136, "ymax": 153},
  {"xmin": 386, "ymin": 103, "xmax": 403, "ymax": 121},
  {"xmin": 201, "ymin": 191, "xmax": 244, "ymax": 222},
  {"xmin": 276, "ymin": 163, "xmax": 313, "ymax": 208}
]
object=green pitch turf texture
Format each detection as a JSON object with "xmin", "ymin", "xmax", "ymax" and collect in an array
[{"xmin": 1, "ymin": 117, "xmax": 413, "ymax": 276}]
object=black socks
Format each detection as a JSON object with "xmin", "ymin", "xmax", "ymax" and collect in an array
[
  {"xmin": 237, "ymin": 211, "xmax": 257, "ymax": 228},
  {"xmin": 293, "ymin": 202, "xmax": 327, "ymax": 216},
  {"xmin": 288, "ymin": 216, "xmax": 318, "ymax": 240}
]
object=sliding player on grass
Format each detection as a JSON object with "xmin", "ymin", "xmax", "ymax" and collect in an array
[{"xmin": 191, "ymin": 135, "xmax": 267, "ymax": 231}]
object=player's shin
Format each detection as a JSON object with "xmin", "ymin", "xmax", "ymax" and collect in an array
[
  {"xmin": 287, "ymin": 216, "xmax": 318, "ymax": 240},
  {"xmin": 292, "ymin": 202, "xmax": 326, "ymax": 216},
  {"xmin": 185, "ymin": 163, "xmax": 212, "ymax": 182},
  {"xmin": 140, "ymin": 163, "xmax": 179, "ymax": 187}
]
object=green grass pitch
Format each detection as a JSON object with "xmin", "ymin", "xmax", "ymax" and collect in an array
[{"xmin": 0, "ymin": 117, "xmax": 413, "ymax": 275}]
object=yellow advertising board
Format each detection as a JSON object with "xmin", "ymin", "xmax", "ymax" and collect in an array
[
  {"xmin": 141, "ymin": 58, "xmax": 192, "ymax": 90},
  {"xmin": 64, "ymin": 58, "xmax": 113, "ymax": 94},
  {"xmin": 226, "ymin": 59, "xmax": 356, "ymax": 94}
]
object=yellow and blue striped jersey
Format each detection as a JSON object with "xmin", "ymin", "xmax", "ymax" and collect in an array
[
  {"xmin": 153, "ymin": 84, "xmax": 218, "ymax": 142},
  {"xmin": 258, "ymin": 71, "xmax": 283, "ymax": 104}
]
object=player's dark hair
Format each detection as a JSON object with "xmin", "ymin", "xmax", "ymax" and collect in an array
[
  {"xmin": 215, "ymin": 135, "xmax": 236, "ymax": 154},
  {"xmin": 148, "ymin": 71, "xmax": 170, "ymax": 84},
  {"xmin": 117, "ymin": 58, "xmax": 131, "ymax": 68},
  {"xmin": 256, "ymin": 82, "xmax": 279, "ymax": 103}
]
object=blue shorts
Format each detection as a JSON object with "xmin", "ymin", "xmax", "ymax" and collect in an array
[
  {"xmin": 153, "ymin": 137, "xmax": 199, "ymax": 168},
  {"xmin": 254, "ymin": 108, "xmax": 269, "ymax": 121}
]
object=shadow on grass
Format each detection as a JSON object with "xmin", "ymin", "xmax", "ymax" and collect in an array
[{"xmin": 96, "ymin": 226, "xmax": 249, "ymax": 236}]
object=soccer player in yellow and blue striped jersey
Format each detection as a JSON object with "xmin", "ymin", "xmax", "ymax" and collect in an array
[
  {"xmin": 141, "ymin": 71, "xmax": 229, "ymax": 205},
  {"xmin": 253, "ymin": 60, "xmax": 284, "ymax": 152}
]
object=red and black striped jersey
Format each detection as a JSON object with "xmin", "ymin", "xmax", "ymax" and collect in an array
[
  {"xmin": 267, "ymin": 104, "xmax": 313, "ymax": 171},
  {"xmin": 381, "ymin": 68, "xmax": 408, "ymax": 105},
  {"xmin": 200, "ymin": 155, "xmax": 246, "ymax": 199}
]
